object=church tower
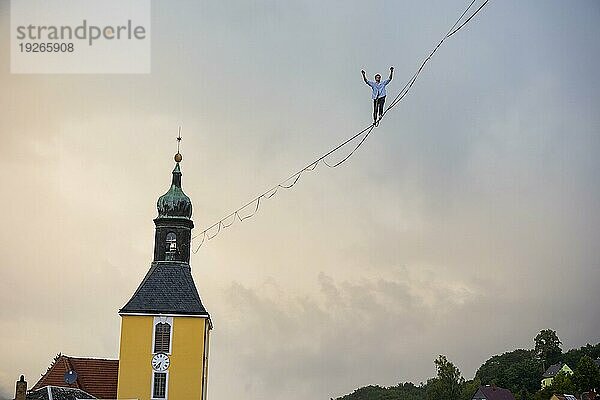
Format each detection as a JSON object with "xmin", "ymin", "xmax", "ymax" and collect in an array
[{"xmin": 117, "ymin": 151, "xmax": 211, "ymax": 400}]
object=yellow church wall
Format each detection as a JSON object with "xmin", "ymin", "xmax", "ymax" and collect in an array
[
  {"xmin": 169, "ymin": 317, "xmax": 207, "ymax": 400},
  {"xmin": 117, "ymin": 314, "xmax": 209, "ymax": 400},
  {"xmin": 117, "ymin": 315, "xmax": 153, "ymax": 400}
]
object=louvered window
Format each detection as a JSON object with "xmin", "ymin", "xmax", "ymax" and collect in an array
[
  {"xmin": 153, "ymin": 372, "xmax": 167, "ymax": 398},
  {"xmin": 154, "ymin": 322, "xmax": 171, "ymax": 353}
]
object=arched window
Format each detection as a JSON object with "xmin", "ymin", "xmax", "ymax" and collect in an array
[
  {"xmin": 154, "ymin": 322, "xmax": 171, "ymax": 353},
  {"xmin": 166, "ymin": 232, "xmax": 177, "ymax": 252}
]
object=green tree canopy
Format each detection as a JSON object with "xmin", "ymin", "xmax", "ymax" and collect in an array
[
  {"xmin": 461, "ymin": 378, "xmax": 481, "ymax": 400},
  {"xmin": 562, "ymin": 343, "xmax": 600, "ymax": 369},
  {"xmin": 336, "ymin": 333, "xmax": 599, "ymax": 400},
  {"xmin": 573, "ymin": 355, "xmax": 600, "ymax": 393},
  {"xmin": 336, "ymin": 383, "xmax": 426, "ymax": 400},
  {"xmin": 535, "ymin": 329, "xmax": 562, "ymax": 368},
  {"xmin": 549, "ymin": 370, "xmax": 576, "ymax": 395},
  {"xmin": 426, "ymin": 355, "xmax": 465, "ymax": 400},
  {"xmin": 475, "ymin": 349, "xmax": 541, "ymax": 395}
]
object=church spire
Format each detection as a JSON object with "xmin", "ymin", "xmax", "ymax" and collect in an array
[
  {"xmin": 152, "ymin": 137, "xmax": 194, "ymax": 263},
  {"xmin": 156, "ymin": 162, "xmax": 192, "ymax": 220},
  {"xmin": 119, "ymin": 147, "xmax": 208, "ymax": 315},
  {"xmin": 117, "ymin": 133, "xmax": 211, "ymax": 400},
  {"xmin": 156, "ymin": 133, "xmax": 191, "ymax": 220}
]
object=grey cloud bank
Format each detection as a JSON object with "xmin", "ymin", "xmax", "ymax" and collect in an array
[{"xmin": 0, "ymin": 1, "xmax": 599, "ymax": 400}]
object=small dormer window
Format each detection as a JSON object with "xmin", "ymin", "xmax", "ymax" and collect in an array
[{"xmin": 166, "ymin": 232, "xmax": 177, "ymax": 252}]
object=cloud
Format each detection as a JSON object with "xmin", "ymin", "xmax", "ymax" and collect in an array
[
  {"xmin": 208, "ymin": 269, "xmax": 481, "ymax": 400},
  {"xmin": 1, "ymin": 1, "xmax": 599, "ymax": 399}
]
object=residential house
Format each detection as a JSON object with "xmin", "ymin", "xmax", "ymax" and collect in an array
[
  {"xmin": 542, "ymin": 362, "xmax": 573, "ymax": 389},
  {"xmin": 550, "ymin": 395, "xmax": 577, "ymax": 400},
  {"xmin": 581, "ymin": 390, "xmax": 600, "ymax": 400},
  {"xmin": 24, "ymin": 386, "xmax": 95, "ymax": 400},
  {"xmin": 13, "ymin": 354, "xmax": 118, "ymax": 400},
  {"xmin": 472, "ymin": 385, "xmax": 516, "ymax": 400}
]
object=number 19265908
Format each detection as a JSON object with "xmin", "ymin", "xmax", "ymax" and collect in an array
[{"xmin": 19, "ymin": 42, "xmax": 74, "ymax": 52}]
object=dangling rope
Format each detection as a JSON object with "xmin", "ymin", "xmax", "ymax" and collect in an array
[{"xmin": 192, "ymin": 0, "xmax": 490, "ymax": 252}]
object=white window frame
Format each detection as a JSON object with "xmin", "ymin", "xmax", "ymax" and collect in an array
[
  {"xmin": 152, "ymin": 316, "xmax": 173, "ymax": 355},
  {"xmin": 151, "ymin": 371, "xmax": 169, "ymax": 400}
]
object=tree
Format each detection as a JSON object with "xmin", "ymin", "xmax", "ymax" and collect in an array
[
  {"xmin": 388, "ymin": 382, "xmax": 427, "ymax": 400},
  {"xmin": 475, "ymin": 349, "xmax": 541, "ymax": 395},
  {"xmin": 562, "ymin": 343, "xmax": 600, "ymax": 369},
  {"xmin": 549, "ymin": 371, "xmax": 576, "ymax": 395},
  {"xmin": 535, "ymin": 329, "xmax": 562, "ymax": 369},
  {"xmin": 335, "ymin": 336, "xmax": 600, "ymax": 400},
  {"xmin": 461, "ymin": 378, "xmax": 481, "ymax": 400},
  {"xmin": 336, "ymin": 382, "xmax": 426, "ymax": 400},
  {"xmin": 515, "ymin": 387, "xmax": 535, "ymax": 400},
  {"xmin": 337, "ymin": 385, "xmax": 385, "ymax": 400},
  {"xmin": 426, "ymin": 355, "xmax": 465, "ymax": 400},
  {"xmin": 573, "ymin": 355, "xmax": 600, "ymax": 393}
]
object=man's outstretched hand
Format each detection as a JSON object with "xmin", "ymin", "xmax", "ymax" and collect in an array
[
  {"xmin": 390, "ymin": 66, "xmax": 394, "ymax": 72},
  {"xmin": 361, "ymin": 70, "xmax": 366, "ymax": 75}
]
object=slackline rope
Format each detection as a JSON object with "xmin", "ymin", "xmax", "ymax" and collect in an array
[{"xmin": 192, "ymin": 0, "xmax": 489, "ymax": 252}]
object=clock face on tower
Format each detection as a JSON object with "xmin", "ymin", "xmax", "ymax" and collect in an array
[{"xmin": 151, "ymin": 353, "xmax": 170, "ymax": 371}]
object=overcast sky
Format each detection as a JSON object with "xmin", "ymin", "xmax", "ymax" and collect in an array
[{"xmin": 1, "ymin": 1, "xmax": 599, "ymax": 399}]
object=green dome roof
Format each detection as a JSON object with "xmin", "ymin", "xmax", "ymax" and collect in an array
[{"xmin": 157, "ymin": 163, "xmax": 192, "ymax": 219}]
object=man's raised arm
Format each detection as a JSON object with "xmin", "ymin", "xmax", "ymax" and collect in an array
[
  {"xmin": 388, "ymin": 66, "xmax": 394, "ymax": 81},
  {"xmin": 361, "ymin": 70, "xmax": 369, "ymax": 85}
]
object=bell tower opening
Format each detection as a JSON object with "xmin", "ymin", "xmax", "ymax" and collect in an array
[
  {"xmin": 165, "ymin": 233, "xmax": 177, "ymax": 261},
  {"xmin": 166, "ymin": 232, "xmax": 177, "ymax": 251}
]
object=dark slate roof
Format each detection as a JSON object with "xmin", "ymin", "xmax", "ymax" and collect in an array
[
  {"xmin": 543, "ymin": 362, "xmax": 567, "ymax": 378},
  {"xmin": 119, "ymin": 261, "xmax": 209, "ymax": 316},
  {"xmin": 31, "ymin": 355, "xmax": 118, "ymax": 399},
  {"xmin": 27, "ymin": 386, "xmax": 95, "ymax": 400},
  {"xmin": 472, "ymin": 386, "xmax": 516, "ymax": 400}
]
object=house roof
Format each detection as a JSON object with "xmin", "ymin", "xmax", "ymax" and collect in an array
[
  {"xmin": 543, "ymin": 362, "xmax": 569, "ymax": 378},
  {"xmin": 26, "ymin": 386, "xmax": 95, "ymax": 400},
  {"xmin": 119, "ymin": 261, "xmax": 210, "ymax": 316},
  {"xmin": 581, "ymin": 389, "xmax": 600, "ymax": 400},
  {"xmin": 552, "ymin": 395, "xmax": 578, "ymax": 400},
  {"xmin": 472, "ymin": 385, "xmax": 516, "ymax": 400},
  {"xmin": 31, "ymin": 355, "xmax": 118, "ymax": 399}
]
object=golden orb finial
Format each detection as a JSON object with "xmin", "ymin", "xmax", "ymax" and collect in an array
[{"xmin": 174, "ymin": 152, "xmax": 183, "ymax": 162}]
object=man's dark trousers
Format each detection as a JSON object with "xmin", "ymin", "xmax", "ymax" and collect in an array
[{"xmin": 373, "ymin": 96, "xmax": 386, "ymax": 121}]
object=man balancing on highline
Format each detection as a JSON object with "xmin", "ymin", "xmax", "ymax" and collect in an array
[{"xmin": 362, "ymin": 66, "xmax": 394, "ymax": 126}]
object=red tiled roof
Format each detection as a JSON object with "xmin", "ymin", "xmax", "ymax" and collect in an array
[{"xmin": 32, "ymin": 355, "xmax": 118, "ymax": 399}]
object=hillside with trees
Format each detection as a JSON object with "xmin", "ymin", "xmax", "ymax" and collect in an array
[{"xmin": 335, "ymin": 330, "xmax": 600, "ymax": 400}]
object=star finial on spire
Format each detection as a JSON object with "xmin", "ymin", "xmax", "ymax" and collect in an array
[{"xmin": 175, "ymin": 126, "xmax": 183, "ymax": 162}]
